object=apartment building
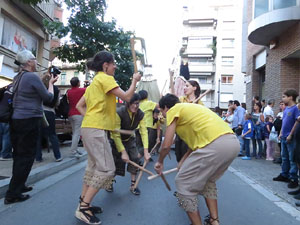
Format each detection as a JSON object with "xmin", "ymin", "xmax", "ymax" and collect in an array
[
  {"xmin": 180, "ymin": 0, "xmax": 245, "ymax": 109},
  {"xmin": 243, "ymin": 0, "xmax": 300, "ymax": 113},
  {"xmin": 0, "ymin": 0, "xmax": 61, "ymax": 87}
]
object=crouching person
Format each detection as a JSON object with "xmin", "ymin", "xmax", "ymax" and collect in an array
[
  {"xmin": 111, "ymin": 94, "xmax": 151, "ymax": 195},
  {"xmin": 154, "ymin": 94, "xmax": 239, "ymax": 225}
]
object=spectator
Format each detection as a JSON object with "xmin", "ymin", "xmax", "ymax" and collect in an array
[
  {"xmin": 251, "ymin": 102, "xmax": 264, "ymax": 158},
  {"xmin": 0, "ymin": 122, "xmax": 12, "ymax": 160},
  {"xmin": 264, "ymin": 116, "xmax": 275, "ymax": 161},
  {"xmin": 68, "ymin": 77, "xmax": 86, "ymax": 158},
  {"xmin": 4, "ymin": 50, "xmax": 55, "ymax": 204},
  {"xmin": 232, "ymin": 100, "xmax": 246, "ymax": 156},
  {"xmin": 263, "ymin": 99, "xmax": 275, "ymax": 119},
  {"xmin": 261, "ymin": 99, "xmax": 266, "ymax": 113},
  {"xmin": 225, "ymin": 106, "xmax": 234, "ymax": 129},
  {"xmin": 36, "ymin": 71, "xmax": 62, "ymax": 162},
  {"xmin": 273, "ymin": 89, "xmax": 299, "ymax": 189},
  {"xmin": 273, "ymin": 101, "xmax": 286, "ymax": 164},
  {"xmin": 241, "ymin": 103, "xmax": 248, "ymax": 114},
  {"xmin": 241, "ymin": 113, "xmax": 254, "ymax": 160}
]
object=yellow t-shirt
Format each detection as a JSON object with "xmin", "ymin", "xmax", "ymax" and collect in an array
[
  {"xmin": 139, "ymin": 99, "xmax": 157, "ymax": 128},
  {"xmin": 166, "ymin": 103, "xmax": 233, "ymax": 150},
  {"xmin": 82, "ymin": 72, "xmax": 119, "ymax": 131},
  {"xmin": 179, "ymin": 96, "xmax": 204, "ymax": 105}
]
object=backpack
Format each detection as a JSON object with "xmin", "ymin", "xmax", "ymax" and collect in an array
[
  {"xmin": 0, "ymin": 84, "xmax": 13, "ymax": 123},
  {"xmin": 55, "ymin": 92, "xmax": 69, "ymax": 119}
]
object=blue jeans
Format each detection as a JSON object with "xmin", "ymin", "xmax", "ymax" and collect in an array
[
  {"xmin": 280, "ymin": 137, "xmax": 298, "ymax": 181},
  {"xmin": 236, "ymin": 134, "xmax": 244, "ymax": 155},
  {"xmin": 244, "ymin": 138, "xmax": 250, "ymax": 157},
  {"xmin": 0, "ymin": 122, "xmax": 12, "ymax": 158},
  {"xmin": 252, "ymin": 138, "xmax": 263, "ymax": 157}
]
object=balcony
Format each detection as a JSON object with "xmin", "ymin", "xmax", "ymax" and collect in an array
[
  {"xmin": 248, "ymin": 1, "xmax": 300, "ymax": 46},
  {"xmin": 183, "ymin": 47, "xmax": 213, "ymax": 57},
  {"xmin": 189, "ymin": 64, "xmax": 215, "ymax": 73},
  {"xmin": 200, "ymin": 82, "xmax": 215, "ymax": 90}
]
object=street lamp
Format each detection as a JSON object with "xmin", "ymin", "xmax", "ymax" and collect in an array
[{"xmin": 217, "ymin": 78, "xmax": 220, "ymax": 107}]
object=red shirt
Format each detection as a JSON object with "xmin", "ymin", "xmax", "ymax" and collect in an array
[{"xmin": 67, "ymin": 87, "xmax": 86, "ymax": 116}]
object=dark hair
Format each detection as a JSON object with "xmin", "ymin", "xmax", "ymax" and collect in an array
[
  {"xmin": 228, "ymin": 100, "xmax": 234, "ymax": 105},
  {"xmin": 138, "ymin": 90, "xmax": 148, "ymax": 100},
  {"xmin": 245, "ymin": 113, "xmax": 252, "ymax": 120},
  {"xmin": 153, "ymin": 108, "xmax": 160, "ymax": 114},
  {"xmin": 261, "ymin": 99, "xmax": 265, "ymax": 103},
  {"xmin": 86, "ymin": 51, "xmax": 114, "ymax": 72},
  {"xmin": 70, "ymin": 77, "xmax": 80, "ymax": 87},
  {"xmin": 283, "ymin": 89, "xmax": 299, "ymax": 102},
  {"xmin": 187, "ymin": 80, "xmax": 201, "ymax": 98},
  {"xmin": 233, "ymin": 100, "xmax": 240, "ymax": 106},
  {"xmin": 153, "ymin": 108, "xmax": 160, "ymax": 125},
  {"xmin": 254, "ymin": 96, "xmax": 259, "ymax": 101},
  {"xmin": 265, "ymin": 116, "xmax": 270, "ymax": 122},
  {"xmin": 128, "ymin": 93, "xmax": 140, "ymax": 105},
  {"xmin": 267, "ymin": 99, "xmax": 275, "ymax": 105},
  {"xmin": 241, "ymin": 103, "xmax": 246, "ymax": 110},
  {"xmin": 159, "ymin": 94, "xmax": 180, "ymax": 109},
  {"xmin": 254, "ymin": 102, "xmax": 262, "ymax": 112}
]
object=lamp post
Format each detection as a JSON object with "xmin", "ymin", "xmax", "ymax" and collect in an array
[{"xmin": 217, "ymin": 78, "xmax": 220, "ymax": 108}]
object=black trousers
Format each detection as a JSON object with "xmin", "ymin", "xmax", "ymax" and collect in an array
[
  {"xmin": 6, "ymin": 117, "xmax": 41, "ymax": 198},
  {"xmin": 175, "ymin": 135, "xmax": 188, "ymax": 163}
]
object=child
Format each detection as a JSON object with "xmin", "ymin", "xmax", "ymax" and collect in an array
[
  {"xmin": 241, "ymin": 114, "xmax": 254, "ymax": 160},
  {"xmin": 264, "ymin": 116, "xmax": 275, "ymax": 161},
  {"xmin": 273, "ymin": 89, "xmax": 299, "ymax": 189}
]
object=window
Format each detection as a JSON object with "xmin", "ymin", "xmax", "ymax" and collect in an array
[
  {"xmin": 1, "ymin": 16, "xmax": 38, "ymax": 55},
  {"xmin": 189, "ymin": 58, "xmax": 210, "ymax": 65},
  {"xmin": 222, "ymin": 38, "xmax": 234, "ymax": 48},
  {"xmin": 220, "ymin": 93, "xmax": 233, "ymax": 103},
  {"xmin": 254, "ymin": 0, "xmax": 269, "ymax": 18},
  {"xmin": 198, "ymin": 77, "xmax": 207, "ymax": 84},
  {"xmin": 61, "ymin": 72, "xmax": 66, "ymax": 85},
  {"xmin": 221, "ymin": 56, "xmax": 234, "ymax": 66},
  {"xmin": 222, "ymin": 21, "xmax": 235, "ymax": 31},
  {"xmin": 221, "ymin": 75, "xmax": 233, "ymax": 84},
  {"xmin": 274, "ymin": 0, "xmax": 296, "ymax": 10},
  {"xmin": 74, "ymin": 71, "xmax": 79, "ymax": 77}
]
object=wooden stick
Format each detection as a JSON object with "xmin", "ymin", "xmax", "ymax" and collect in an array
[
  {"xmin": 160, "ymin": 173, "xmax": 171, "ymax": 191},
  {"xmin": 147, "ymin": 168, "xmax": 178, "ymax": 180},
  {"xmin": 114, "ymin": 129, "xmax": 135, "ymax": 136},
  {"xmin": 130, "ymin": 38, "xmax": 138, "ymax": 73},
  {"xmin": 127, "ymin": 160, "xmax": 154, "ymax": 176},
  {"xmin": 133, "ymin": 142, "xmax": 160, "ymax": 189}
]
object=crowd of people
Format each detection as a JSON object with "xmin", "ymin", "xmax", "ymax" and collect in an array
[{"xmin": 0, "ymin": 48, "xmax": 299, "ymax": 225}]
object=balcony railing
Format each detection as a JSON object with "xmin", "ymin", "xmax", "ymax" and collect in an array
[
  {"xmin": 200, "ymin": 82, "xmax": 215, "ymax": 90},
  {"xmin": 189, "ymin": 64, "xmax": 215, "ymax": 73}
]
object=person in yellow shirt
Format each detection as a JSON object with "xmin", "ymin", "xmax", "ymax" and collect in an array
[
  {"xmin": 175, "ymin": 80, "xmax": 211, "ymax": 162},
  {"xmin": 75, "ymin": 51, "xmax": 141, "ymax": 225},
  {"xmin": 110, "ymin": 93, "xmax": 150, "ymax": 195},
  {"xmin": 136, "ymin": 90, "xmax": 158, "ymax": 153},
  {"xmin": 148, "ymin": 108, "xmax": 163, "ymax": 154},
  {"xmin": 154, "ymin": 94, "xmax": 239, "ymax": 225}
]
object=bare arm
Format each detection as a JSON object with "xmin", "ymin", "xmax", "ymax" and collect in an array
[
  {"xmin": 169, "ymin": 69, "xmax": 175, "ymax": 95},
  {"xmin": 76, "ymin": 96, "xmax": 86, "ymax": 116},
  {"xmin": 109, "ymin": 73, "xmax": 141, "ymax": 102}
]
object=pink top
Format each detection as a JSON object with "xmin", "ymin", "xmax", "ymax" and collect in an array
[{"xmin": 67, "ymin": 87, "xmax": 86, "ymax": 116}]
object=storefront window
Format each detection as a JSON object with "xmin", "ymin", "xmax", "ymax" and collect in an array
[
  {"xmin": 273, "ymin": 0, "xmax": 296, "ymax": 10},
  {"xmin": 1, "ymin": 16, "xmax": 38, "ymax": 55},
  {"xmin": 254, "ymin": 0, "xmax": 269, "ymax": 18}
]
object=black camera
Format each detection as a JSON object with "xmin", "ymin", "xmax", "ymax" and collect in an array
[{"xmin": 49, "ymin": 66, "xmax": 61, "ymax": 78}]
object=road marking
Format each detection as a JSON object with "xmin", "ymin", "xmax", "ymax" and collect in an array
[
  {"xmin": 229, "ymin": 166, "xmax": 300, "ymax": 221},
  {"xmin": 0, "ymin": 161, "xmax": 86, "ymax": 213}
]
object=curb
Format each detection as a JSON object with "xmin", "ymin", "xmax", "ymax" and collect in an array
[{"xmin": 0, "ymin": 153, "xmax": 87, "ymax": 198}]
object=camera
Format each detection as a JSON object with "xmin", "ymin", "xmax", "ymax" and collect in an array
[{"xmin": 49, "ymin": 66, "xmax": 61, "ymax": 78}]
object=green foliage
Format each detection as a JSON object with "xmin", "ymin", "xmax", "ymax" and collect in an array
[{"xmin": 44, "ymin": 0, "xmax": 137, "ymax": 90}]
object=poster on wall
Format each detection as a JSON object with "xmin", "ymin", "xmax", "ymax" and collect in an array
[{"xmin": 1, "ymin": 16, "xmax": 38, "ymax": 55}]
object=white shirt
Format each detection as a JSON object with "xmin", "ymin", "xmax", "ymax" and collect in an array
[{"xmin": 263, "ymin": 105, "xmax": 274, "ymax": 119}]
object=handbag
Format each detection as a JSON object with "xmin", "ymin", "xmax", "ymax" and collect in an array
[{"xmin": 269, "ymin": 126, "xmax": 278, "ymax": 143}]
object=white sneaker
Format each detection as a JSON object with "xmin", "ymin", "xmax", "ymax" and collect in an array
[
  {"xmin": 76, "ymin": 150, "xmax": 83, "ymax": 155},
  {"xmin": 55, "ymin": 157, "xmax": 63, "ymax": 162},
  {"xmin": 0, "ymin": 157, "xmax": 13, "ymax": 161}
]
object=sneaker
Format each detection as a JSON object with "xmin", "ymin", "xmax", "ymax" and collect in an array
[
  {"xmin": 288, "ymin": 180, "xmax": 298, "ymax": 189},
  {"xmin": 4, "ymin": 194, "xmax": 30, "ymax": 204},
  {"xmin": 288, "ymin": 188, "xmax": 300, "ymax": 195},
  {"xmin": 75, "ymin": 207, "xmax": 101, "ymax": 225},
  {"xmin": 55, "ymin": 157, "xmax": 63, "ymax": 162},
  {"xmin": 0, "ymin": 157, "xmax": 12, "ymax": 161},
  {"xmin": 130, "ymin": 187, "xmax": 141, "ymax": 195},
  {"xmin": 105, "ymin": 183, "xmax": 113, "ymax": 193},
  {"xmin": 273, "ymin": 174, "xmax": 290, "ymax": 182},
  {"xmin": 71, "ymin": 153, "xmax": 82, "ymax": 159},
  {"xmin": 241, "ymin": 156, "xmax": 251, "ymax": 160},
  {"xmin": 238, "ymin": 153, "xmax": 244, "ymax": 157},
  {"xmin": 76, "ymin": 150, "xmax": 83, "ymax": 155}
]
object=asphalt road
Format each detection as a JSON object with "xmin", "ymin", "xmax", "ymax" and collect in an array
[{"xmin": 0, "ymin": 152, "xmax": 299, "ymax": 225}]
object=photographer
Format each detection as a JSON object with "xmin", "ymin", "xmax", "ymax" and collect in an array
[{"xmin": 36, "ymin": 66, "xmax": 62, "ymax": 162}]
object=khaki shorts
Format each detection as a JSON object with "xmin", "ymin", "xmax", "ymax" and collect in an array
[{"xmin": 81, "ymin": 128, "xmax": 116, "ymax": 190}]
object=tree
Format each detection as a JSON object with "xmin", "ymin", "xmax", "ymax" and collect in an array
[{"xmin": 44, "ymin": 0, "xmax": 137, "ymax": 90}]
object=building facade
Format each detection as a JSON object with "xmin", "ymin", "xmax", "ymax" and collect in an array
[
  {"xmin": 243, "ymin": 0, "xmax": 300, "ymax": 113},
  {"xmin": 0, "ymin": 0, "xmax": 61, "ymax": 87},
  {"xmin": 180, "ymin": 0, "xmax": 245, "ymax": 109}
]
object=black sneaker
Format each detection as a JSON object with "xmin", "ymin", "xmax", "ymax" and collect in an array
[
  {"xmin": 21, "ymin": 186, "xmax": 33, "ymax": 193},
  {"xmin": 130, "ymin": 187, "xmax": 141, "ymax": 195},
  {"xmin": 288, "ymin": 180, "xmax": 298, "ymax": 189},
  {"xmin": 4, "ymin": 194, "xmax": 30, "ymax": 204},
  {"xmin": 288, "ymin": 188, "xmax": 300, "ymax": 195},
  {"xmin": 273, "ymin": 174, "xmax": 290, "ymax": 182}
]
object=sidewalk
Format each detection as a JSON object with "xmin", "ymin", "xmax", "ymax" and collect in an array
[
  {"xmin": 0, "ymin": 141, "xmax": 87, "ymax": 198},
  {"xmin": 230, "ymin": 156, "xmax": 300, "ymax": 210}
]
